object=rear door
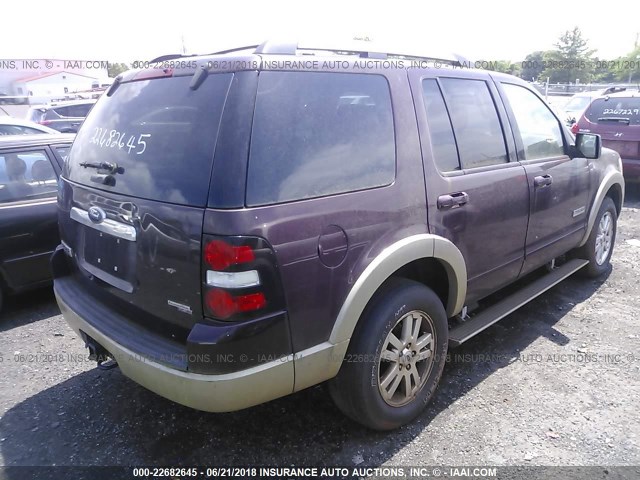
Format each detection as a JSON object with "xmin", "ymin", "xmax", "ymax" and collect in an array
[
  {"xmin": 59, "ymin": 72, "xmax": 233, "ymax": 331},
  {"xmin": 0, "ymin": 146, "xmax": 60, "ymax": 290},
  {"xmin": 409, "ymin": 70, "xmax": 530, "ymax": 304},
  {"xmin": 496, "ymin": 80, "xmax": 590, "ymax": 275}
]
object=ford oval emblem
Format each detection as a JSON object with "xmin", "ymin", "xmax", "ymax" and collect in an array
[{"xmin": 88, "ymin": 206, "xmax": 106, "ymax": 224}]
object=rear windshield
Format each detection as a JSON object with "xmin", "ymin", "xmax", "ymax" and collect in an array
[
  {"xmin": 66, "ymin": 74, "xmax": 232, "ymax": 206},
  {"xmin": 246, "ymin": 72, "xmax": 395, "ymax": 206},
  {"xmin": 585, "ymin": 96, "xmax": 640, "ymax": 125},
  {"xmin": 28, "ymin": 109, "xmax": 45, "ymax": 123},
  {"xmin": 564, "ymin": 96, "xmax": 591, "ymax": 113}
]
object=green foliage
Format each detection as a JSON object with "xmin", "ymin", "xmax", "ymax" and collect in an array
[
  {"xmin": 521, "ymin": 51, "xmax": 547, "ymax": 81},
  {"xmin": 484, "ymin": 60, "xmax": 522, "ymax": 76},
  {"xmin": 539, "ymin": 27, "xmax": 596, "ymax": 83},
  {"xmin": 612, "ymin": 46, "xmax": 640, "ymax": 83},
  {"xmin": 107, "ymin": 62, "xmax": 130, "ymax": 78}
]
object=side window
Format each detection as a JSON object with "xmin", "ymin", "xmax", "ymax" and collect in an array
[
  {"xmin": 66, "ymin": 104, "xmax": 91, "ymax": 117},
  {"xmin": 439, "ymin": 78, "xmax": 508, "ymax": 169},
  {"xmin": 0, "ymin": 125, "xmax": 47, "ymax": 135},
  {"xmin": 54, "ymin": 145, "xmax": 70, "ymax": 163},
  {"xmin": 75, "ymin": 103, "xmax": 93, "ymax": 116},
  {"xmin": 502, "ymin": 83, "xmax": 564, "ymax": 160},
  {"xmin": 54, "ymin": 106, "xmax": 72, "ymax": 117},
  {"xmin": 421, "ymin": 79, "xmax": 460, "ymax": 171},
  {"xmin": 0, "ymin": 125, "xmax": 24, "ymax": 135},
  {"xmin": 0, "ymin": 150, "xmax": 57, "ymax": 203},
  {"xmin": 247, "ymin": 72, "xmax": 396, "ymax": 206}
]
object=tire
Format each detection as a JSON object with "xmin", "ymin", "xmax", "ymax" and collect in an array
[
  {"xmin": 328, "ymin": 278, "xmax": 449, "ymax": 430},
  {"xmin": 578, "ymin": 197, "xmax": 617, "ymax": 278}
]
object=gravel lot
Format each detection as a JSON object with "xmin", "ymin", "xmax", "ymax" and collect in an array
[{"xmin": 1, "ymin": 186, "xmax": 639, "ymax": 471}]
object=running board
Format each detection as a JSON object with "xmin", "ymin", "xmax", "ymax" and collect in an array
[{"xmin": 448, "ymin": 258, "xmax": 589, "ymax": 347}]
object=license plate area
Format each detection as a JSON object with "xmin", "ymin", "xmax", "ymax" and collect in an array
[
  {"xmin": 83, "ymin": 229, "xmax": 132, "ymax": 278},
  {"xmin": 78, "ymin": 226, "xmax": 136, "ymax": 292}
]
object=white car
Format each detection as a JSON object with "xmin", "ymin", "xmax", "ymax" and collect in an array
[
  {"xmin": 564, "ymin": 86, "xmax": 627, "ymax": 125},
  {"xmin": 0, "ymin": 117, "xmax": 58, "ymax": 135}
]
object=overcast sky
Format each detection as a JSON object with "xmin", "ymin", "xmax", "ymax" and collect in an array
[{"xmin": 2, "ymin": 0, "xmax": 639, "ymax": 63}]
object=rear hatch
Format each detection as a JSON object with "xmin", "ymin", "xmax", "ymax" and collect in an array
[
  {"xmin": 581, "ymin": 94, "xmax": 640, "ymax": 160},
  {"xmin": 58, "ymin": 69, "xmax": 233, "ymax": 338}
]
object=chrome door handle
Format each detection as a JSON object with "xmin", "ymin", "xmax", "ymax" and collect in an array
[
  {"xmin": 437, "ymin": 192, "xmax": 469, "ymax": 209},
  {"xmin": 534, "ymin": 175, "xmax": 553, "ymax": 188}
]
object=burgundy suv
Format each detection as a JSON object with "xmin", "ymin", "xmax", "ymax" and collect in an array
[
  {"xmin": 575, "ymin": 90, "xmax": 640, "ymax": 181},
  {"xmin": 52, "ymin": 41, "xmax": 625, "ymax": 430}
]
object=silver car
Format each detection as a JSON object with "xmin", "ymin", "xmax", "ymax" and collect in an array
[{"xmin": 0, "ymin": 117, "xmax": 58, "ymax": 135}]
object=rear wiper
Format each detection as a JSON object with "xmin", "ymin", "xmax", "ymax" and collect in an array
[
  {"xmin": 79, "ymin": 161, "xmax": 124, "ymax": 174},
  {"xmin": 597, "ymin": 117, "xmax": 631, "ymax": 124}
]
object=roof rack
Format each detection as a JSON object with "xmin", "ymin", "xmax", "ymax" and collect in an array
[
  {"xmin": 602, "ymin": 86, "xmax": 626, "ymax": 95},
  {"xmin": 213, "ymin": 45, "xmax": 260, "ymax": 55},
  {"xmin": 149, "ymin": 53, "xmax": 200, "ymax": 63},
  {"xmin": 210, "ymin": 40, "xmax": 468, "ymax": 66}
]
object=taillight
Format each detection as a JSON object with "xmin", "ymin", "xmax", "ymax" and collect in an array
[
  {"xmin": 39, "ymin": 120, "xmax": 53, "ymax": 126},
  {"xmin": 205, "ymin": 289, "xmax": 267, "ymax": 320},
  {"xmin": 201, "ymin": 236, "xmax": 284, "ymax": 321},
  {"xmin": 571, "ymin": 122, "xmax": 579, "ymax": 134},
  {"xmin": 204, "ymin": 240, "xmax": 254, "ymax": 270}
]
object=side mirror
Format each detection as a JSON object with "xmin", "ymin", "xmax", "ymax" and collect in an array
[{"xmin": 575, "ymin": 133, "xmax": 601, "ymax": 159}]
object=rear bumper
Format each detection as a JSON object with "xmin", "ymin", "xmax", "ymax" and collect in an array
[{"xmin": 55, "ymin": 286, "xmax": 295, "ymax": 413}]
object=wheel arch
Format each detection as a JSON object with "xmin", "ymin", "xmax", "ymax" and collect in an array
[
  {"xmin": 579, "ymin": 171, "xmax": 625, "ymax": 248},
  {"xmin": 329, "ymin": 234, "xmax": 467, "ymax": 346}
]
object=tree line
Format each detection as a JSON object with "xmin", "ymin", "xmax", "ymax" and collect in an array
[{"xmin": 486, "ymin": 27, "xmax": 639, "ymax": 84}]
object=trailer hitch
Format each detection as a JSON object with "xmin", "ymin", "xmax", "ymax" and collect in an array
[{"xmin": 81, "ymin": 331, "xmax": 119, "ymax": 371}]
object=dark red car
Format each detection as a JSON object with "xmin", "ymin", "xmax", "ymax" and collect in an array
[
  {"xmin": 53, "ymin": 41, "xmax": 625, "ymax": 430},
  {"xmin": 576, "ymin": 90, "xmax": 640, "ymax": 181}
]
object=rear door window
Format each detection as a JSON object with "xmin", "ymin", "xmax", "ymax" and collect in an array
[
  {"xmin": 421, "ymin": 79, "xmax": 460, "ymax": 172},
  {"xmin": 0, "ymin": 150, "xmax": 57, "ymax": 203},
  {"xmin": 585, "ymin": 96, "xmax": 640, "ymax": 125},
  {"xmin": 246, "ymin": 72, "xmax": 396, "ymax": 206},
  {"xmin": 438, "ymin": 78, "xmax": 508, "ymax": 169},
  {"xmin": 66, "ymin": 74, "xmax": 233, "ymax": 206}
]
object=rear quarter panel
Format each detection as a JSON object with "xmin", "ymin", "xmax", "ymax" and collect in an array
[{"xmin": 203, "ymin": 65, "xmax": 427, "ymax": 353}]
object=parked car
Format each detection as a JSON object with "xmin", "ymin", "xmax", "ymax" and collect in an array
[
  {"xmin": 0, "ymin": 117, "xmax": 59, "ymax": 135},
  {"xmin": 548, "ymin": 101, "xmax": 575, "ymax": 127},
  {"xmin": 26, "ymin": 100, "xmax": 96, "ymax": 133},
  {"xmin": 52, "ymin": 41, "xmax": 624, "ymax": 430},
  {"xmin": 565, "ymin": 86, "xmax": 627, "ymax": 126},
  {"xmin": 0, "ymin": 134, "xmax": 74, "ymax": 311},
  {"xmin": 0, "ymin": 93, "xmax": 28, "ymax": 105},
  {"xmin": 575, "ymin": 90, "xmax": 640, "ymax": 181}
]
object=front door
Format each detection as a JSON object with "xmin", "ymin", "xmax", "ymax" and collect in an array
[{"xmin": 496, "ymin": 80, "xmax": 590, "ymax": 275}]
